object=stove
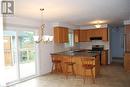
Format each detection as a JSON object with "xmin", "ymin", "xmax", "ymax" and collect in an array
[{"xmin": 89, "ymin": 45, "xmax": 104, "ymax": 65}]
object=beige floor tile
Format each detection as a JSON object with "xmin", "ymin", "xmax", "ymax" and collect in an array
[{"xmin": 10, "ymin": 62, "xmax": 130, "ymax": 87}]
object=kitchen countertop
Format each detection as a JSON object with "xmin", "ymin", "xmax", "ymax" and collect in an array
[{"xmin": 51, "ymin": 50, "xmax": 99, "ymax": 57}]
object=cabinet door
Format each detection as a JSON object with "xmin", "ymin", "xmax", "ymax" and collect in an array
[
  {"xmin": 54, "ymin": 27, "xmax": 68, "ymax": 43},
  {"xmin": 74, "ymin": 29, "xmax": 80, "ymax": 42},
  {"xmin": 101, "ymin": 28, "xmax": 108, "ymax": 41},
  {"xmin": 54, "ymin": 27, "xmax": 63, "ymax": 43},
  {"xmin": 87, "ymin": 29, "xmax": 92, "ymax": 41},
  {"xmin": 125, "ymin": 25, "xmax": 130, "ymax": 52},
  {"xmin": 62, "ymin": 28, "xmax": 68, "ymax": 43},
  {"xmin": 95, "ymin": 29, "xmax": 102, "ymax": 37},
  {"xmin": 79, "ymin": 30, "xmax": 86, "ymax": 42},
  {"xmin": 124, "ymin": 53, "xmax": 130, "ymax": 72},
  {"xmin": 101, "ymin": 51, "xmax": 108, "ymax": 65},
  {"xmin": 86, "ymin": 30, "xmax": 90, "ymax": 41}
]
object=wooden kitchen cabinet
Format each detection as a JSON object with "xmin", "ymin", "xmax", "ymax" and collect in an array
[
  {"xmin": 74, "ymin": 29, "xmax": 80, "ymax": 42},
  {"xmin": 50, "ymin": 54, "xmax": 100, "ymax": 77},
  {"xmin": 101, "ymin": 50, "xmax": 108, "ymax": 65},
  {"xmin": 101, "ymin": 28, "xmax": 108, "ymax": 41},
  {"xmin": 124, "ymin": 25, "xmax": 130, "ymax": 72},
  {"xmin": 124, "ymin": 53, "xmax": 130, "ymax": 72},
  {"xmin": 74, "ymin": 29, "xmax": 88, "ymax": 42},
  {"xmin": 74, "ymin": 28, "xmax": 108, "ymax": 42},
  {"xmin": 124, "ymin": 25, "xmax": 130, "ymax": 52},
  {"xmin": 80, "ymin": 30, "xmax": 87, "ymax": 42},
  {"xmin": 54, "ymin": 26, "xmax": 68, "ymax": 43}
]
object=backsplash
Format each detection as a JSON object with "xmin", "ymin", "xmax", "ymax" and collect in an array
[
  {"xmin": 53, "ymin": 43, "xmax": 80, "ymax": 52},
  {"xmin": 53, "ymin": 43, "xmax": 66, "ymax": 52},
  {"xmin": 53, "ymin": 41, "xmax": 109, "ymax": 53},
  {"xmin": 79, "ymin": 41, "xmax": 109, "ymax": 50}
]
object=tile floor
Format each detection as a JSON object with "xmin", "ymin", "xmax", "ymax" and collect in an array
[{"xmin": 10, "ymin": 62, "xmax": 130, "ymax": 87}]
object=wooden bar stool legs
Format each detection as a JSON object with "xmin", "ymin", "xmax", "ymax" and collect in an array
[
  {"xmin": 64, "ymin": 62, "xmax": 75, "ymax": 79},
  {"xmin": 82, "ymin": 68, "xmax": 95, "ymax": 84},
  {"xmin": 91, "ymin": 69, "xmax": 95, "ymax": 84},
  {"xmin": 81, "ymin": 57, "xmax": 95, "ymax": 84},
  {"xmin": 51, "ymin": 61, "xmax": 62, "ymax": 73},
  {"xmin": 51, "ymin": 54, "xmax": 62, "ymax": 73}
]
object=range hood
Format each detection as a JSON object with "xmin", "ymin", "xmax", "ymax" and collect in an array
[{"xmin": 90, "ymin": 37, "xmax": 102, "ymax": 40}]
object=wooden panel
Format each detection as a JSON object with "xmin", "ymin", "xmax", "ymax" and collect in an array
[
  {"xmin": 54, "ymin": 26, "xmax": 68, "ymax": 43},
  {"xmin": 54, "ymin": 27, "xmax": 62, "ymax": 43},
  {"xmin": 86, "ymin": 29, "xmax": 93, "ymax": 41},
  {"xmin": 101, "ymin": 28, "xmax": 108, "ymax": 41},
  {"xmin": 124, "ymin": 53, "xmax": 130, "ymax": 72},
  {"xmin": 125, "ymin": 34, "xmax": 130, "ymax": 52},
  {"xmin": 125, "ymin": 25, "xmax": 130, "ymax": 33},
  {"xmin": 74, "ymin": 28, "xmax": 108, "ymax": 42},
  {"xmin": 101, "ymin": 51, "xmax": 108, "ymax": 65},
  {"xmin": 79, "ymin": 30, "xmax": 87, "ymax": 42},
  {"xmin": 62, "ymin": 28, "xmax": 68, "ymax": 43},
  {"xmin": 85, "ymin": 28, "xmax": 108, "ymax": 41},
  {"xmin": 125, "ymin": 25, "xmax": 130, "ymax": 52},
  {"xmin": 74, "ymin": 29, "xmax": 80, "ymax": 42}
]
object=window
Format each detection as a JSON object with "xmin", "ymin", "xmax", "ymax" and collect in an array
[{"xmin": 65, "ymin": 32, "xmax": 74, "ymax": 47}]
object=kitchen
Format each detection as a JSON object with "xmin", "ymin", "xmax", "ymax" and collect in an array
[{"xmin": 1, "ymin": 0, "xmax": 130, "ymax": 87}]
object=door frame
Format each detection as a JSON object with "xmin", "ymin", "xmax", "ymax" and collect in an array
[{"xmin": 4, "ymin": 29, "xmax": 39, "ymax": 86}]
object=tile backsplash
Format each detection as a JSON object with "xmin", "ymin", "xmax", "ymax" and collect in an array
[
  {"xmin": 80, "ymin": 40, "xmax": 109, "ymax": 50},
  {"xmin": 53, "ymin": 40, "xmax": 109, "ymax": 53}
]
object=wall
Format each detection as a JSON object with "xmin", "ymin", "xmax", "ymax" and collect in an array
[
  {"xmin": 109, "ymin": 25, "xmax": 124, "ymax": 58},
  {"xmin": 0, "ymin": 15, "xmax": 6, "ymax": 86}
]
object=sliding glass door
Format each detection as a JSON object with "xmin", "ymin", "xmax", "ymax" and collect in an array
[
  {"xmin": 4, "ymin": 31, "xmax": 18, "ymax": 83},
  {"xmin": 4, "ymin": 31, "xmax": 36, "ymax": 84},
  {"xmin": 18, "ymin": 31, "xmax": 36, "ymax": 78}
]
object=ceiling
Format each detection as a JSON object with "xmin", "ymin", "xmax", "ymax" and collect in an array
[{"xmin": 15, "ymin": 0, "xmax": 130, "ymax": 26}]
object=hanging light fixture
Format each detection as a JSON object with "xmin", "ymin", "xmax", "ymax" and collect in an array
[
  {"xmin": 94, "ymin": 21, "xmax": 102, "ymax": 28},
  {"xmin": 33, "ymin": 8, "xmax": 53, "ymax": 43},
  {"xmin": 95, "ymin": 24, "xmax": 101, "ymax": 28}
]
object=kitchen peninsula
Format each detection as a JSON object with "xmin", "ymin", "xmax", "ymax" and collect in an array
[{"xmin": 51, "ymin": 50, "xmax": 100, "ymax": 77}]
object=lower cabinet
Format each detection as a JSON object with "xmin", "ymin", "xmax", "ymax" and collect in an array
[
  {"xmin": 124, "ymin": 53, "xmax": 130, "ymax": 72},
  {"xmin": 101, "ymin": 51, "xmax": 108, "ymax": 65}
]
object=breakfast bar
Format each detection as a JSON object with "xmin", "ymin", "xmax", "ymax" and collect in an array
[{"xmin": 51, "ymin": 50, "xmax": 100, "ymax": 77}]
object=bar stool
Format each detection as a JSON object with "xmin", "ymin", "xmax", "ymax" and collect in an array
[
  {"xmin": 51, "ymin": 54, "xmax": 62, "ymax": 73},
  {"xmin": 81, "ymin": 57, "xmax": 95, "ymax": 84},
  {"xmin": 63, "ymin": 56, "xmax": 76, "ymax": 79}
]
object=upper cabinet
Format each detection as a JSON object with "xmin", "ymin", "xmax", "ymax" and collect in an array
[
  {"xmin": 74, "ymin": 28, "xmax": 108, "ymax": 42},
  {"xmin": 80, "ymin": 30, "xmax": 88, "ymax": 42},
  {"xmin": 74, "ymin": 29, "xmax": 80, "ymax": 42},
  {"xmin": 74, "ymin": 29, "xmax": 88, "ymax": 42},
  {"xmin": 101, "ymin": 28, "xmax": 108, "ymax": 41},
  {"xmin": 54, "ymin": 26, "xmax": 69, "ymax": 43}
]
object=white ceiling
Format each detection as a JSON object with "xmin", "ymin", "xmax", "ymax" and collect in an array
[{"xmin": 15, "ymin": 0, "xmax": 130, "ymax": 26}]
